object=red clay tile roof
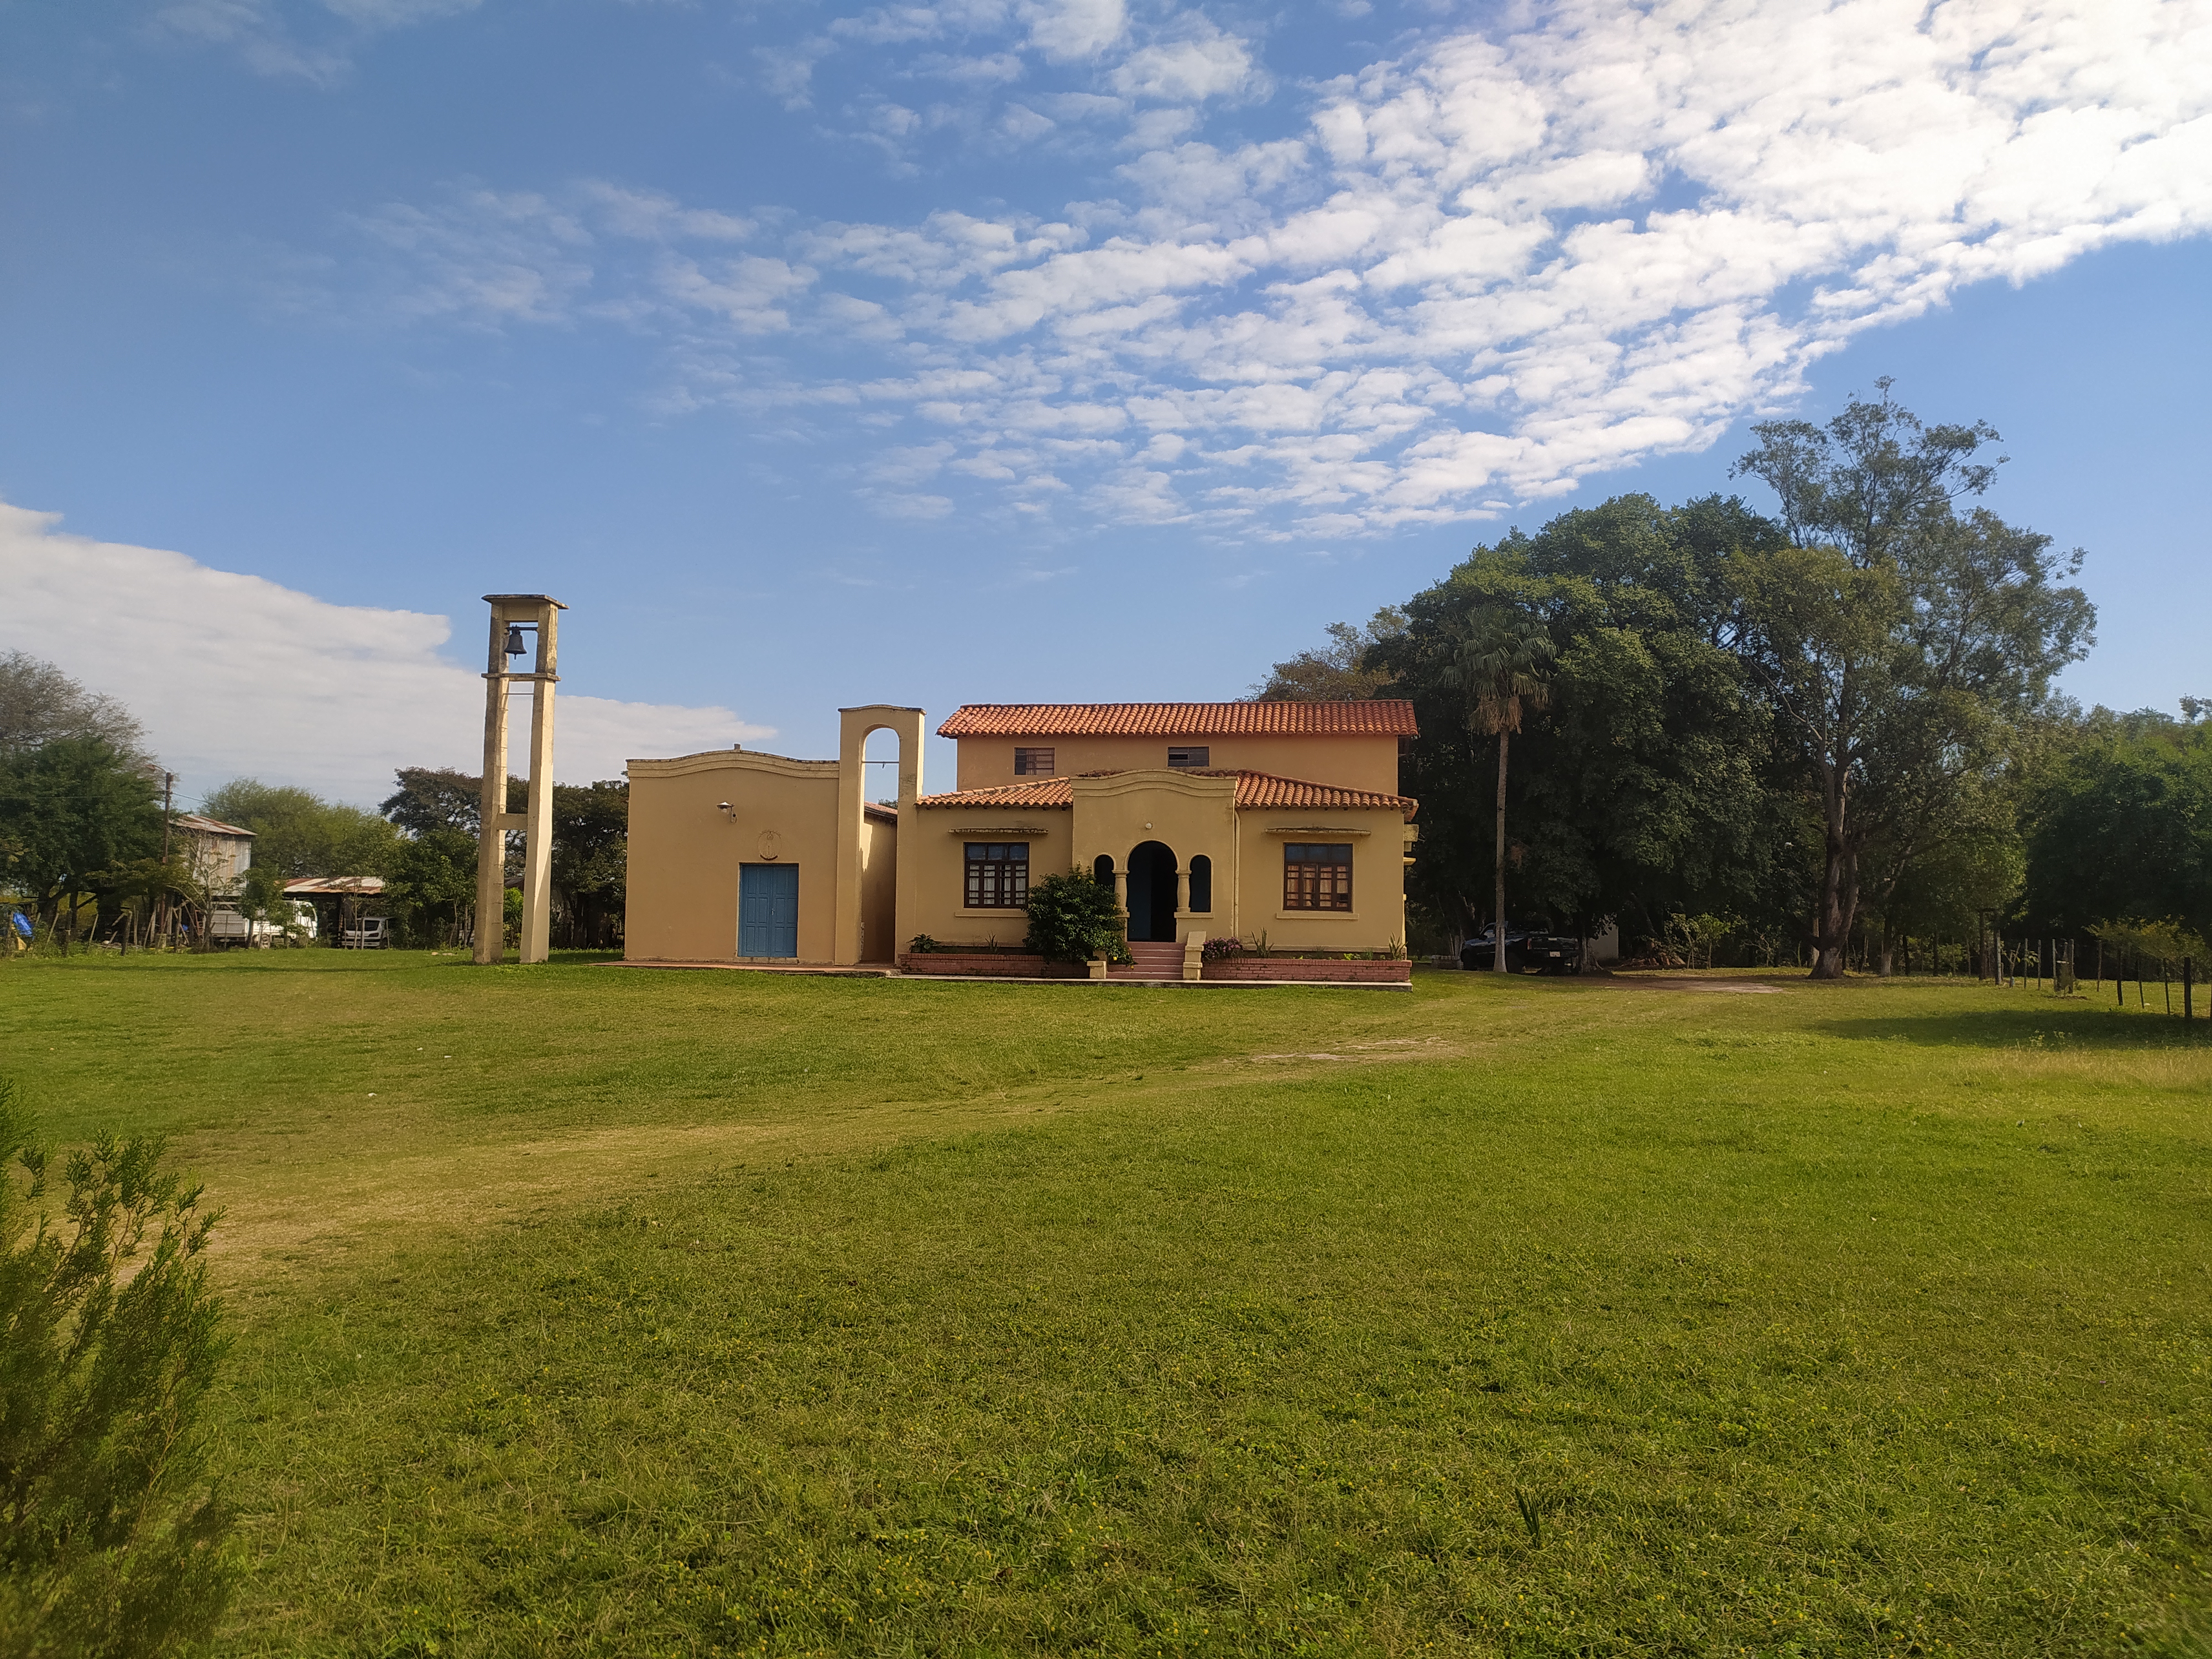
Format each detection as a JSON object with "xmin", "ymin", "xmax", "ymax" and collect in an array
[
  {"xmin": 916, "ymin": 769, "xmax": 1417, "ymax": 818},
  {"xmin": 937, "ymin": 700, "xmax": 1417, "ymax": 738},
  {"xmin": 1224, "ymin": 772, "xmax": 1416, "ymax": 815},
  {"xmin": 913, "ymin": 779, "xmax": 1076, "ymax": 810}
]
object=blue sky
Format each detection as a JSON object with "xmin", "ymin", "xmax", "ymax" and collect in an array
[{"xmin": 3, "ymin": 0, "xmax": 2208, "ymax": 803}]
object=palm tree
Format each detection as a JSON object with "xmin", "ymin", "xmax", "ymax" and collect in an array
[{"xmin": 1447, "ymin": 611, "xmax": 1555, "ymax": 972}]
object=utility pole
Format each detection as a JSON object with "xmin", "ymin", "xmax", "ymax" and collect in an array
[{"xmin": 159, "ymin": 771, "xmax": 175, "ymax": 947}]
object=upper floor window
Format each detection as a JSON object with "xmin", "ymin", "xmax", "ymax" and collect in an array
[
  {"xmin": 1282, "ymin": 843, "xmax": 1352, "ymax": 911},
  {"xmin": 965, "ymin": 842, "xmax": 1030, "ymax": 908},
  {"xmin": 1014, "ymin": 747, "xmax": 1055, "ymax": 776},
  {"xmin": 1167, "ymin": 747, "xmax": 1209, "ymax": 768}
]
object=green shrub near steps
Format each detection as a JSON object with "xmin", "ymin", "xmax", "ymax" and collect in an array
[{"xmin": 1023, "ymin": 868, "xmax": 1129, "ymax": 963}]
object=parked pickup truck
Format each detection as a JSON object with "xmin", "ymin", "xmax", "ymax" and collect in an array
[{"xmin": 1460, "ymin": 928, "xmax": 1583, "ymax": 975}]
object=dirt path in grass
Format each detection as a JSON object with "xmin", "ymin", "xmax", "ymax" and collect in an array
[
  {"xmin": 1603, "ymin": 974, "xmax": 1794, "ymax": 994},
  {"xmin": 187, "ymin": 1087, "xmax": 1079, "ymax": 1282},
  {"xmin": 161, "ymin": 976, "xmax": 1919, "ymax": 1286},
  {"xmin": 190, "ymin": 1033, "xmax": 1511, "ymax": 1283}
]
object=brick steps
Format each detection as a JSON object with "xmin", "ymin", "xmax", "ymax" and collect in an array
[{"xmin": 1110, "ymin": 941, "xmax": 1188, "ymax": 982}]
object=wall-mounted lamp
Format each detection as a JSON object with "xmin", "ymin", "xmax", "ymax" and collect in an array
[{"xmin": 717, "ymin": 801, "xmax": 736, "ymax": 820}]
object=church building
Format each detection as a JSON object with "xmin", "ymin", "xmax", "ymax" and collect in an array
[{"xmin": 623, "ymin": 700, "xmax": 1419, "ymax": 981}]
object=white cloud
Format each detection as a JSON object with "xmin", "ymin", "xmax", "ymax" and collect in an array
[
  {"xmin": 0, "ymin": 503, "xmax": 772, "ymax": 806},
  {"xmin": 1019, "ymin": 0, "xmax": 1125, "ymax": 63},
  {"xmin": 1107, "ymin": 28, "xmax": 1264, "ymax": 104},
  {"xmin": 146, "ymin": 0, "xmax": 479, "ymax": 84},
  {"xmin": 349, "ymin": 185, "xmax": 595, "ymax": 326},
  {"xmin": 306, "ymin": 0, "xmax": 2212, "ymax": 534},
  {"xmin": 916, "ymin": 50, "xmax": 1027, "ymax": 84},
  {"xmin": 656, "ymin": 253, "xmax": 815, "ymax": 332},
  {"xmin": 768, "ymin": 0, "xmax": 2212, "ymax": 530}
]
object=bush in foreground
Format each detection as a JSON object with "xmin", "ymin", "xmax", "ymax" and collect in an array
[{"xmin": 0, "ymin": 1081, "xmax": 232, "ymax": 1658}]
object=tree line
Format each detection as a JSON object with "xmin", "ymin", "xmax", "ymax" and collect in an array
[
  {"xmin": 0, "ymin": 653, "xmax": 629, "ymax": 952},
  {"xmin": 1257, "ymin": 382, "xmax": 2200, "ymax": 977}
]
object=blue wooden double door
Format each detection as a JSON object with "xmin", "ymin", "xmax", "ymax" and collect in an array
[{"xmin": 738, "ymin": 864, "xmax": 800, "ymax": 958}]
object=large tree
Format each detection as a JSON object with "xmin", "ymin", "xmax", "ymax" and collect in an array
[
  {"xmin": 377, "ymin": 769, "xmax": 629, "ymax": 948},
  {"xmin": 1732, "ymin": 385, "xmax": 2094, "ymax": 977},
  {"xmin": 2022, "ymin": 713, "xmax": 2212, "ymax": 947},
  {"xmin": 379, "ymin": 768, "xmax": 494, "ymax": 837},
  {"xmin": 1249, "ymin": 609, "xmax": 1407, "ymax": 702},
  {"xmin": 197, "ymin": 780, "xmax": 401, "ymax": 880},
  {"xmin": 0, "ymin": 653, "xmax": 146, "ymax": 760},
  {"xmin": 1372, "ymin": 494, "xmax": 1792, "ymax": 952},
  {"xmin": 0, "ymin": 738, "xmax": 163, "ymax": 934},
  {"xmin": 549, "ymin": 781, "xmax": 629, "ymax": 947}
]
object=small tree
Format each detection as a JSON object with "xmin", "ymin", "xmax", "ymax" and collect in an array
[
  {"xmin": 1024, "ymin": 869, "xmax": 1127, "ymax": 963},
  {"xmin": 0, "ymin": 1081, "xmax": 233, "ymax": 1656}
]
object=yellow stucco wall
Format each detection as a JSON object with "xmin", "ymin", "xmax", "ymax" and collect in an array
[
  {"xmin": 1227, "ymin": 807, "xmax": 1411, "ymax": 954},
  {"xmin": 901, "ymin": 804, "xmax": 1069, "ymax": 950},
  {"xmin": 624, "ymin": 750, "xmax": 844, "ymax": 963},
  {"xmin": 953, "ymin": 733, "xmax": 1400, "ymax": 796},
  {"xmin": 1068, "ymin": 770, "xmax": 1237, "ymax": 941},
  {"xmin": 906, "ymin": 769, "xmax": 1412, "ymax": 954}
]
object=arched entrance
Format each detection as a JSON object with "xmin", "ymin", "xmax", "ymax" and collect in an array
[{"xmin": 1125, "ymin": 841, "xmax": 1178, "ymax": 941}]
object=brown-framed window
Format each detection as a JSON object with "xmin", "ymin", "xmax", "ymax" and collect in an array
[
  {"xmin": 1167, "ymin": 746, "xmax": 1209, "ymax": 768},
  {"xmin": 1282, "ymin": 843, "xmax": 1352, "ymax": 911},
  {"xmin": 965, "ymin": 842, "xmax": 1030, "ymax": 907},
  {"xmin": 1014, "ymin": 747, "xmax": 1055, "ymax": 776}
]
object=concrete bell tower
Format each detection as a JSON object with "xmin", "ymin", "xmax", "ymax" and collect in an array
[{"xmin": 476, "ymin": 594, "xmax": 566, "ymax": 965}]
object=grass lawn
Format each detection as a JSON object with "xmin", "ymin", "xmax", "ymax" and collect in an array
[{"xmin": 3, "ymin": 952, "xmax": 2209, "ymax": 1656}]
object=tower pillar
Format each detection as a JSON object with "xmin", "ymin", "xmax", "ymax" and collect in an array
[{"xmin": 476, "ymin": 594, "xmax": 566, "ymax": 964}]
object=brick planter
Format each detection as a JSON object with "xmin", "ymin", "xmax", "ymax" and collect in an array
[
  {"xmin": 899, "ymin": 952, "xmax": 1081, "ymax": 978},
  {"xmin": 1202, "ymin": 957, "xmax": 1411, "ymax": 983}
]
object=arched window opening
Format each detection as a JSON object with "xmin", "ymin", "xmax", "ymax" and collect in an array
[
  {"xmin": 862, "ymin": 726, "xmax": 902, "ymax": 807},
  {"xmin": 1093, "ymin": 853, "xmax": 1115, "ymax": 889},
  {"xmin": 1188, "ymin": 854, "xmax": 1213, "ymax": 914}
]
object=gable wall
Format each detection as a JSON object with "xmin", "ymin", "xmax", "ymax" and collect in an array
[{"xmin": 625, "ymin": 752, "xmax": 843, "ymax": 963}]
